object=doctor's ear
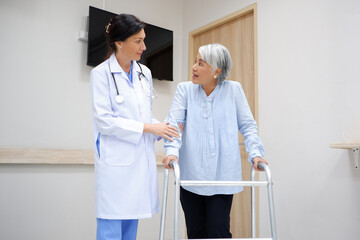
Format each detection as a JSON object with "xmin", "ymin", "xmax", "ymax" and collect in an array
[{"xmin": 115, "ymin": 41, "xmax": 122, "ymax": 49}]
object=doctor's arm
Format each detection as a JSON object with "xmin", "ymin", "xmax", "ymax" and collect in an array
[
  {"xmin": 142, "ymin": 69, "xmax": 179, "ymax": 141},
  {"xmin": 91, "ymin": 70, "xmax": 145, "ymax": 144}
]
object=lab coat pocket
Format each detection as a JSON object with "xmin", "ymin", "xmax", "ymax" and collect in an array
[{"xmin": 104, "ymin": 136, "xmax": 135, "ymax": 167}]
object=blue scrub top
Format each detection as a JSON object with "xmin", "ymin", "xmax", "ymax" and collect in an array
[{"xmin": 125, "ymin": 61, "xmax": 134, "ymax": 83}]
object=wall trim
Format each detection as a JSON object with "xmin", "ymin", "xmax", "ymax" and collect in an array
[{"xmin": 0, "ymin": 148, "xmax": 165, "ymax": 165}]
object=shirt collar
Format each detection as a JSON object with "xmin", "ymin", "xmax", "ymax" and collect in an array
[
  {"xmin": 109, "ymin": 53, "xmax": 142, "ymax": 76},
  {"xmin": 109, "ymin": 53, "xmax": 122, "ymax": 73},
  {"xmin": 198, "ymin": 82, "xmax": 221, "ymax": 99}
]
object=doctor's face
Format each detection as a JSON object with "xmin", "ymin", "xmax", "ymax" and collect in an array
[
  {"xmin": 192, "ymin": 53, "xmax": 217, "ymax": 87},
  {"xmin": 117, "ymin": 28, "xmax": 146, "ymax": 61}
]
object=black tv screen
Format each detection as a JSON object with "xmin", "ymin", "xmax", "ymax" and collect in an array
[{"xmin": 87, "ymin": 6, "xmax": 173, "ymax": 81}]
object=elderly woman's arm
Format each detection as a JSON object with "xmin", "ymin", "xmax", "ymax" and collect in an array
[
  {"xmin": 235, "ymin": 83, "xmax": 267, "ymax": 171},
  {"xmin": 163, "ymin": 83, "xmax": 188, "ymax": 168}
]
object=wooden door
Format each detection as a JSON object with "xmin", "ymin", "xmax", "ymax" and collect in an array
[{"xmin": 188, "ymin": 4, "xmax": 258, "ymax": 238}]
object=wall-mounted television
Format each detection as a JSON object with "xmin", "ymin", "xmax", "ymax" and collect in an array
[{"xmin": 87, "ymin": 6, "xmax": 173, "ymax": 81}]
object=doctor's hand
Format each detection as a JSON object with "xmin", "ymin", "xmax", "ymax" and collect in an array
[
  {"xmin": 252, "ymin": 157, "xmax": 268, "ymax": 171},
  {"xmin": 162, "ymin": 155, "xmax": 178, "ymax": 169},
  {"xmin": 143, "ymin": 122, "xmax": 180, "ymax": 141}
]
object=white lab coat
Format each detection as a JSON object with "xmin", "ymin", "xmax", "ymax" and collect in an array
[{"xmin": 90, "ymin": 53, "xmax": 160, "ymax": 219}]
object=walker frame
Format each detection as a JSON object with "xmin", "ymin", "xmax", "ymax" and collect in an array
[{"xmin": 159, "ymin": 161, "xmax": 277, "ymax": 240}]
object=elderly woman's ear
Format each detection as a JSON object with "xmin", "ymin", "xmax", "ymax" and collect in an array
[{"xmin": 214, "ymin": 68, "xmax": 222, "ymax": 79}]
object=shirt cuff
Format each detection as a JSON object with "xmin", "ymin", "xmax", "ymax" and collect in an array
[
  {"xmin": 165, "ymin": 147, "xmax": 179, "ymax": 158},
  {"xmin": 133, "ymin": 122, "xmax": 145, "ymax": 144},
  {"xmin": 248, "ymin": 149, "xmax": 263, "ymax": 163}
]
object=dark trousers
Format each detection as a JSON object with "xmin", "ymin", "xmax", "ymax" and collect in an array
[{"xmin": 180, "ymin": 187, "xmax": 233, "ymax": 239}]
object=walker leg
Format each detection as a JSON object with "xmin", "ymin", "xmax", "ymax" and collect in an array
[
  {"xmin": 159, "ymin": 169, "xmax": 170, "ymax": 240},
  {"xmin": 251, "ymin": 167, "xmax": 256, "ymax": 238},
  {"xmin": 171, "ymin": 162, "xmax": 181, "ymax": 240},
  {"xmin": 264, "ymin": 166, "xmax": 277, "ymax": 240}
]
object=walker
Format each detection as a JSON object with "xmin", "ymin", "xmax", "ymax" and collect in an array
[{"xmin": 159, "ymin": 161, "xmax": 277, "ymax": 240}]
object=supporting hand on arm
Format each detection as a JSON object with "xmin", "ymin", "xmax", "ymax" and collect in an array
[{"xmin": 143, "ymin": 122, "xmax": 180, "ymax": 141}]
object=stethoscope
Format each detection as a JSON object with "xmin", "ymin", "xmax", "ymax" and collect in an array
[{"xmin": 109, "ymin": 61, "xmax": 157, "ymax": 104}]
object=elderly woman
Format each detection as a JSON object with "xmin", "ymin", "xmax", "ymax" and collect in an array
[{"xmin": 163, "ymin": 43, "xmax": 268, "ymax": 239}]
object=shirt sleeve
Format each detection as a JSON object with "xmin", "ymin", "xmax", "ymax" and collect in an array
[
  {"xmin": 90, "ymin": 69, "xmax": 144, "ymax": 145},
  {"xmin": 164, "ymin": 83, "xmax": 188, "ymax": 158},
  {"xmin": 235, "ymin": 83, "xmax": 265, "ymax": 163}
]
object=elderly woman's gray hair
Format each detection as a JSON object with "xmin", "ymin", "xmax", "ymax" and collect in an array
[{"xmin": 198, "ymin": 43, "xmax": 232, "ymax": 84}]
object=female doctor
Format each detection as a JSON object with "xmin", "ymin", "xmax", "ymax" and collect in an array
[{"xmin": 90, "ymin": 14, "xmax": 179, "ymax": 240}]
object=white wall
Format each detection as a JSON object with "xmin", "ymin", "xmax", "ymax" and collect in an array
[
  {"xmin": 257, "ymin": 0, "xmax": 360, "ymax": 239},
  {"xmin": 0, "ymin": 164, "xmax": 95, "ymax": 239},
  {"xmin": 0, "ymin": 0, "xmax": 95, "ymax": 149},
  {"xmin": 183, "ymin": 0, "xmax": 360, "ymax": 239},
  {"xmin": 1, "ymin": 0, "xmax": 360, "ymax": 239},
  {"xmin": 0, "ymin": 0, "xmax": 184, "ymax": 239}
]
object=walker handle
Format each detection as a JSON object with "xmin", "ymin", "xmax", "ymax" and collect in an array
[{"xmin": 258, "ymin": 162, "xmax": 266, "ymax": 171}]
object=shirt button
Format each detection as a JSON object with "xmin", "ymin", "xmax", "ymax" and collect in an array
[{"xmin": 212, "ymin": 153, "xmax": 215, "ymax": 156}]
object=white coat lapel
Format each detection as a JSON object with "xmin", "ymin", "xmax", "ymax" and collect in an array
[{"xmin": 133, "ymin": 62, "xmax": 151, "ymax": 122}]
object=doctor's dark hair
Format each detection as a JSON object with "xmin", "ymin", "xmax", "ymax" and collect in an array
[
  {"xmin": 198, "ymin": 43, "xmax": 232, "ymax": 84},
  {"xmin": 105, "ymin": 13, "xmax": 145, "ymax": 59}
]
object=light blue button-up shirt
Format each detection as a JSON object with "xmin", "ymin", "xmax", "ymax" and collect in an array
[{"xmin": 164, "ymin": 80, "xmax": 264, "ymax": 196}]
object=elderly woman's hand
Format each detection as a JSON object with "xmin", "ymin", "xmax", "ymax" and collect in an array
[
  {"xmin": 162, "ymin": 155, "xmax": 178, "ymax": 169},
  {"xmin": 178, "ymin": 123, "xmax": 184, "ymax": 132},
  {"xmin": 252, "ymin": 157, "xmax": 268, "ymax": 171}
]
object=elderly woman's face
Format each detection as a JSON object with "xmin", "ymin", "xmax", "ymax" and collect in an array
[{"xmin": 192, "ymin": 53, "xmax": 217, "ymax": 87}]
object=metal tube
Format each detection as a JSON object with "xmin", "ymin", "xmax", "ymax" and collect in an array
[
  {"xmin": 159, "ymin": 168, "xmax": 169, "ymax": 240},
  {"xmin": 180, "ymin": 180, "xmax": 267, "ymax": 187},
  {"xmin": 251, "ymin": 166, "xmax": 256, "ymax": 238},
  {"xmin": 226, "ymin": 238, "xmax": 272, "ymax": 240},
  {"xmin": 227, "ymin": 238, "xmax": 272, "ymax": 240},
  {"xmin": 262, "ymin": 163, "xmax": 277, "ymax": 240},
  {"xmin": 170, "ymin": 161, "xmax": 181, "ymax": 240}
]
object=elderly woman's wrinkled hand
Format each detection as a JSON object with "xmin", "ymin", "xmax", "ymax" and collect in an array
[
  {"xmin": 252, "ymin": 156, "xmax": 268, "ymax": 171},
  {"xmin": 162, "ymin": 155, "xmax": 178, "ymax": 169}
]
